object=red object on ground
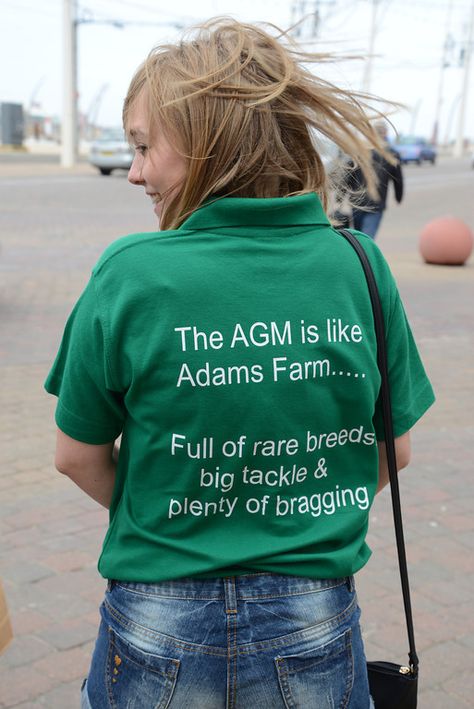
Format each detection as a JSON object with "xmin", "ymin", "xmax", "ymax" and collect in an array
[{"xmin": 419, "ymin": 216, "xmax": 473, "ymax": 265}]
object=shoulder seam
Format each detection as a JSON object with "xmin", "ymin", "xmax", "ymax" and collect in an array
[{"xmin": 93, "ymin": 230, "xmax": 193, "ymax": 275}]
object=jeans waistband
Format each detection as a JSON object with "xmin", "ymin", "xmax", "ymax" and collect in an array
[{"xmin": 108, "ymin": 574, "xmax": 353, "ymax": 601}]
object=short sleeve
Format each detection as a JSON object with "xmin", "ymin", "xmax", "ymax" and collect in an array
[
  {"xmin": 373, "ymin": 290, "xmax": 435, "ymax": 440},
  {"xmin": 44, "ymin": 277, "xmax": 125, "ymax": 444}
]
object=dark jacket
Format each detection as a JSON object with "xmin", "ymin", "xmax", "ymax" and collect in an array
[{"xmin": 347, "ymin": 146, "xmax": 403, "ymax": 212}]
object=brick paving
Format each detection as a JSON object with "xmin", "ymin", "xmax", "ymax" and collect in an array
[{"xmin": 0, "ymin": 155, "xmax": 473, "ymax": 707}]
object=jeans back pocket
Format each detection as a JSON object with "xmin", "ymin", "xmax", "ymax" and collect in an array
[
  {"xmin": 275, "ymin": 628, "xmax": 353, "ymax": 709},
  {"xmin": 103, "ymin": 626, "xmax": 180, "ymax": 709}
]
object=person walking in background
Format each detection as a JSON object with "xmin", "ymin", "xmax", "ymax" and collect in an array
[
  {"xmin": 349, "ymin": 120, "xmax": 404, "ymax": 239},
  {"xmin": 45, "ymin": 18, "xmax": 433, "ymax": 708}
]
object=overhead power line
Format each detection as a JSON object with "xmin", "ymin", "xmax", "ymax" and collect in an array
[
  {"xmin": 80, "ymin": 0, "xmax": 200, "ymax": 24},
  {"xmin": 2, "ymin": 0, "xmax": 58, "ymax": 19}
]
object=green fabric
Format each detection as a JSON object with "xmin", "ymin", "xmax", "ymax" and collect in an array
[{"xmin": 45, "ymin": 193, "xmax": 434, "ymax": 583}]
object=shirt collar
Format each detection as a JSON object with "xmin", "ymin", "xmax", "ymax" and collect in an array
[{"xmin": 177, "ymin": 193, "xmax": 330, "ymax": 232}]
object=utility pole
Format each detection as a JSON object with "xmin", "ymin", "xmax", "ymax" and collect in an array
[
  {"xmin": 291, "ymin": 1, "xmax": 319, "ymax": 40},
  {"xmin": 290, "ymin": 0, "xmax": 334, "ymax": 41},
  {"xmin": 432, "ymin": 0, "xmax": 454, "ymax": 146},
  {"xmin": 60, "ymin": 4, "xmax": 188, "ymax": 168},
  {"xmin": 61, "ymin": 0, "xmax": 77, "ymax": 168},
  {"xmin": 361, "ymin": 0, "xmax": 382, "ymax": 94},
  {"xmin": 454, "ymin": 0, "xmax": 474, "ymax": 157}
]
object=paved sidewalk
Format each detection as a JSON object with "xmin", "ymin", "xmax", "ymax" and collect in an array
[{"xmin": 0, "ymin": 156, "xmax": 473, "ymax": 707}]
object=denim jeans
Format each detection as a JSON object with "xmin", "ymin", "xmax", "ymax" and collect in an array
[
  {"xmin": 81, "ymin": 573, "xmax": 373, "ymax": 708},
  {"xmin": 352, "ymin": 210, "xmax": 384, "ymax": 240}
]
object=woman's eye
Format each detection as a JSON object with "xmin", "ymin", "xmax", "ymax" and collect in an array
[{"xmin": 135, "ymin": 145, "xmax": 147, "ymax": 155}]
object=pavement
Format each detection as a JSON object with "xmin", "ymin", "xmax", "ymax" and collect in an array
[{"xmin": 0, "ymin": 154, "xmax": 473, "ymax": 708}]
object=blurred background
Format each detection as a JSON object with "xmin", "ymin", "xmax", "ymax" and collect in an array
[{"xmin": 0, "ymin": 0, "xmax": 473, "ymax": 163}]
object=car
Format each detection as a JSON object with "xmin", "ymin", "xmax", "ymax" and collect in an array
[
  {"xmin": 88, "ymin": 128, "xmax": 133, "ymax": 175},
  {"xmin": 392, "ymin": 136, "xmax": 437, "ymax": 165}
]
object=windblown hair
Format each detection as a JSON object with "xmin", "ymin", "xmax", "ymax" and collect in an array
[{"xmin": 123, "ymin": 17, "xmax": 393, "ymax": 231}]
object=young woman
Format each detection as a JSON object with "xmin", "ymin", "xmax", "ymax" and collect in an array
[{"xmin": 46, "ymin": 18, "xmax": 434, "ymax": 708}]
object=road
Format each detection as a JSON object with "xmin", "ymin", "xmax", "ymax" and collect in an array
[{"xmin": 0, "ymin": 155, "xmax": 473, "ymax": 708}]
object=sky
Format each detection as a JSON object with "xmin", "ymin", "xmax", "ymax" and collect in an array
[{"xmin": 1, "ymin": 0, "xmax": 473, "ymax": 143}]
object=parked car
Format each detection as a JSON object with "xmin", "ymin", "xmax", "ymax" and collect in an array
[
  {"xmin": 89, "ymin": 128, "xmax": 133, "ymax": 175},
  {"xmin": 392, "ymin": 136, "xmax": 437, "ymax": 165}
]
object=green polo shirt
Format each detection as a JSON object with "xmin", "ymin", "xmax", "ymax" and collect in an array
[{"xmin": 45, "ymin": 194, "xmax": 434, "ymax": 582}]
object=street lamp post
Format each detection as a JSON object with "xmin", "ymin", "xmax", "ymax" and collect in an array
[
  {"xmin": 60, "ymin": 2, "xmax": 188, "ymax": 169},
  {"xmin": 454, "ymin": 0, "xmax": 474, "ymax": 157},
  {"xmin": 361, "ymin": 0, "xmax": 381, "ymax": 94},
  {"xmin": 61, "ymin": 0, "xmax": 77, "ymax": 168}
]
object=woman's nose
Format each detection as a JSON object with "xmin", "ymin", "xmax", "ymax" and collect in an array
[{"xmin": 128, "ymin": 157, "xmax": 144, "ymax": 185}]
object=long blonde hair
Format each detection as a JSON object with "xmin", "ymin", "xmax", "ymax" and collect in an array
[{"xmin": 123, "ymin": 17, "xmax": 392, "ymax": 231}]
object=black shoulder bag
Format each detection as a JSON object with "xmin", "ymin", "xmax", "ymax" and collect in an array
[{"xmin": 337, "ymin": 229, "xmax": 418, "ymax": 709}]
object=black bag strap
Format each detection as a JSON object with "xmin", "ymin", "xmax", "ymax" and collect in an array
[{"xmin": 337, "ymin": 228, "xmax": 419, "ymax": 675}]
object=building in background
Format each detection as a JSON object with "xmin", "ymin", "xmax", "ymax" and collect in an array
[{"xmin": 0, "ymin": 102, "xmax": 24, "ymax": 147}]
